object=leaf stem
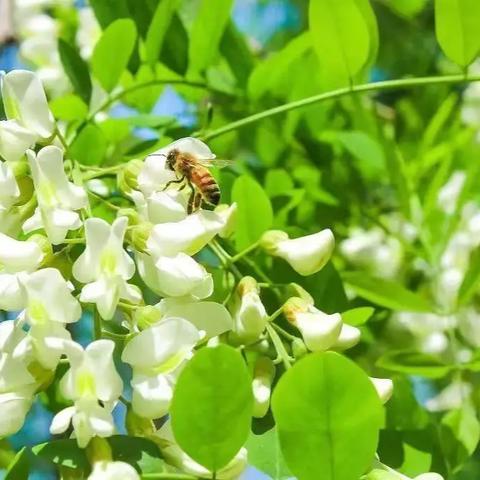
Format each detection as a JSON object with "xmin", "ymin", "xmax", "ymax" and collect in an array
[
  {"xmin": 141, "ymin": 474, "xmax": 199, "ymax": 480},
  {"xmin": 93, "ymin": 308, "xmax": 102, "ymax": 340},
  {"xmin": 200, "ymin": 73, "xmax": 480, "ymax": 140},
  {"xmin": 266, "ymin": 322, "xmax": 293, "ymax": 370},
  {"xmin": 229, "ymin": 241, "xmax": 260, "ymax": 263}
]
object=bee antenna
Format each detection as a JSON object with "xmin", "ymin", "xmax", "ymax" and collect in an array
[{"xmin": 147, "ymin": 153, "xmax": 167, "ymax": 158}]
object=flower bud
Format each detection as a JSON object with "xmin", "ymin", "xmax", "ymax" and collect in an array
[
  {"xmin": 292, "ymin": 337, "xmax": 308, "ymax": 359},
  {"xmin": 261, "ymin": 228, "xmax": 335, "ymax": 276},
  {"xmin": 284, "ymin": 297, "xmax": 342, "ymax": 352},
  {"xmin": 117, "ymin": 159, "xmax": 143, "ymax": 194},
  {"xmin": 333, "ymin": 324, "xmax": 361, "ymax": 351},
  {"xmin": 133, "ymin": 305, "xmax": 162, "ymax": 330},
  {"xmin": 285, "ymin": 283, "xmax": 314, "ymax": 304},
  {"xmin": 214, "ymin": 203, "xmax": 237, "ymax": 238},
  {"xmin": 370, "ymin": 377, "xmax": 393, "ymax": 404},
  {"xmin": 117, "ymin": 208, "xmax": 140, "ymax": 226},
  {"xmin": 252, "ymin": 356, "xmax": 275, "ymax": 418},
  {"xmin": 230, "ymin": 277, "xmax": 268, "ymax": 344},
  {"xmin": 129, "ymin": 222, "xmax": 153, "ymax": 253},
  {"xmin": 125, "ymin": 408, "xmax": 155, "ymax": 437}
]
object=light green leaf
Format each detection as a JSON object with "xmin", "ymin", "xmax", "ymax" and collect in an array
[
  {"xmin": 342, "ymin": 306, "xmax": 375, "ymax": 326},
  {"xmin": 457, "ymin": 246, "xmax": 480, "ymax": 306},
  {"xmin": 69, "ymin": 124, "xmax": 107, "ymax": 166},
  {"xmin": 342, "ymin": 272, "xmax": 433, "ymax": 312},
  {"xmin": 145, "ymin": 0, "xmax": 181, "ymax": 66},
  {"xmin": 170, "ymin": 345, "xmax": 253, "ymax": 472},
  {"xmin": 376, "ymin": 350, "xmax": 453, "ymax": 378},
  {"xmin": 92, "ymin": 19, "xmax": 137, "ymax": 92},
  {"xmin": 440, "ymin": 403, "xmax": 480, "ymax": 471},
  {"xmin": 246, "ymin": 428, "xmax": 292, "ymax": 480},
  {"xmin": 435, "ymin": 0, "xmax": 480, "ymax": 67},
  {"xmin": 309, "ymin": 0, "xmax": 373, "ymax": 86},
  {"xmin": 272, "ymin": 352, "xmax": 383, "ymax": 480},
  {"xmin": 58, "ymin": 39, "xmax": 92, "ymax": 104},
  {"xmin": 189, "ymin": 0, "xmax": 234, "ymax": 73},
  {"xmin": 49, "ymin": 94, "xmax": 88, "ymax": 122},
  {"xmin": 265, "ymin": 169, "xmax": 294, "ymax": 198},
  {"xmin": 232, "ymin": 175, "xmax": 273, "ymax": 250}
]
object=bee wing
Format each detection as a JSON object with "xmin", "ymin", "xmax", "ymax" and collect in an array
[{"xmin": 198, "ymin": 158, "xmax": 235, "ymax": 169}]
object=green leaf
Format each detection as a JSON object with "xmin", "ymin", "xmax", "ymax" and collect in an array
[
  {"xmin": 342, "ymin": 306, "xmax": 375, "ymax": 326},
  {"xmin": 170, "ymin": 345, "xmax": 253, "ymax": 472},
  {"xmin": 376, "ymin": 350, "xmax": 453, "ymax": 378},
  {"xmin": 265, "ymin": 169, "xmax": 294, "ymax": 198},
  {"xmin": 57, "ymin": 39, "xmax": 92, "ymax": 104},
  {"xmin": 272, "ymin": 352, "xmax": 383, "ymax": 480},
  {"xmin": 246, "ymin": 428, "xmax": 292, "ymax": 480},
  {"xmin": 457, "ymin": 246, "xmax": 480, "ymax": 306},
  {"xmin": 188, "ymin": 0, "xmax": 235, "ymax": 73},
  {"xmin": 92, "ymin": 19, "xmax": 137, "ymax": 92},
  {"xmin": 145, "ymin": 0, "xmax": 181, "ymax": 66},
  {"xmin": 108, "ymin": 435, "xmax": 163, "ymax": 471},
  {"xmin": 49, "ymin": 94, "xmax": 88, "ymax": 122},
  {"xmin": 435, "ymin": 0, "xmax": 480, "ymax": 67},
  {"xmin": 309, "ymin": 0, "xmax": 373, "ymax": 87},
  {"xmin": 440, "ymin": 403, "xmax": 480, "ymax": 471},
  {"xmin": 232, "ymin": 175, "xmax": 273, "ymax": 250},
  {"xmin": 69, "ymin": 124, "xmax": 107, "ymax": 166},
  {"xmin": 88, "ymin": 0, "xmax": 129, "ymax": 28},
  {"xmin": 160, "ymin": 14, "xmax": 189, "ymax": 75},
  {"xmin": 5, "ymin": 447, "xmax": 31, "ymax": 480},
  {"xmin": 32, "ymin": 440, "xmax": 88, "ymax": 470},
  {"xmin": 342, "ymin": 272, "xmax": 433, "ymax": 312}
]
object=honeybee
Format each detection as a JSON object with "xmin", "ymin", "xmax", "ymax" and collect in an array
[{"xmin": 150, "ymin": 149, "xmax": 232, "ymax": 213}]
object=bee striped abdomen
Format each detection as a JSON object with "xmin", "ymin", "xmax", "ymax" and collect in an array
[{"xmin": 192, "ymin": 168, "xmax": 221, "ymax": 205}]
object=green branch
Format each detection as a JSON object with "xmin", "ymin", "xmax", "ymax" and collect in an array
[{"xmin": 200, "ymin": 73, "xmax": 480, "ymax": 140}]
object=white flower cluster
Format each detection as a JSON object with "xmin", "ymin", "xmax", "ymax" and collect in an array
[{"xmin": 0, "ymin": 69, "xmax": 392, "ymax": 477}]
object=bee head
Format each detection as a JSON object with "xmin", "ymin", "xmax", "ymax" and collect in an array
[{"xmin": 166, "ymin": 150, "xmax": 178, "ymax": 170}]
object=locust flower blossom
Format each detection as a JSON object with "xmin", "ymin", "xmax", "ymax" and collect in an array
[
  {"xmin": 0, "ymin": 321, "xmax": 36, "ymax": 437},
  {"xmin": 122, "ymin": 318, "xmax": 202, "ymax": 419},
  {"xmin": 0, "ymin": 161, "xmax": 20, "ymax": 212},
  {"xmin": 0, "ymin": 120, "xmax": 36, "ymax": 161},
  {"xmin": 20, "ymin": 268, "xmax": 81, "ymax": 369},
  {"xmin": 73, "ymin": 217, "xmax": 142, "ymax": 319},
  {"xmin": 229, "ymin": 277, "xmax": 268, "ymax": 344},
  {"xmin": 23, "ymin": 146, "xmax": 88, "ymax": 244},
  {"xmin": 370, "ymin": 377, "xmax": 393, "ymax": 404},
  {"xmin": 88, "ymin": 461, "xmax": 140, "ymax": 480},
  {"xmin": 283, "ymin": 297, "xmax": 342, "ymax": 352},
  {"xmin": 50, "ymin": 339, "xmax": 122, "ymax": 448},
  {"xmin": 156, "ymin": 420, "xmax": 247, "ymax": 479},
  {"xmin": 1, "ymin": 69, "xmax": 55, "ymax": 140},
  {"xmin": 261, "ymin": 229, "xmax": 335, "ymax": 276},
  {"xmin": 0, "ymin": 232, "xmax": 44, "ymax": 310},
  {"xmin": 333, "ymin": 323, "xmax": 361, "ymax": 351}
]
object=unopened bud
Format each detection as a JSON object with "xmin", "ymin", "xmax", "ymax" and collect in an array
[
  {"xmin": 252, "ymin": 357, "xmax": 275, "ymax": 418},
  {"xmin": 260, "ymin": 230, "xmax": 289, "ymax": 254},
  {"xmin": 285, "ymin": 283, "xmax": 314, "ymax": 304},
  {"xmin": 292, "ymin": 337, "xmax": 308, "ymax": 359},
  {"xmin": 129, "ymin": 222, "xmax": 152, "ymax": 253},
  {"xmin": 117, "ymin": 159, "xmax": 143, "ymax": 193},
  {"xmin": 125, "ymin": 408, "xmax": 155, "ymax": 436},
  {"xmin": 117, "ymin": 208, "xmax": 140, "ymax": 226},
  {"xmin": 133, "ymin": 305, "xmax": 162, "ymax": 330}
]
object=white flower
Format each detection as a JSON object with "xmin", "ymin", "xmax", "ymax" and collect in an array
[
  {"xmin": 425, "ymin": 381, "xmax": 472, "ymax": 412},
  {"xmin": 73, "ymin": 217, "xmax": 142, "ymax": 319},
  {"xmin": 50, "ymin": 339, "xmax": 122, "ymax": 448},
  {"xmin": 370, "ymin": 377, "xmax": 393, "ymax": 404},
  {"xmin": 76, "ymin": 8, "xmax": 101, "ymax": 60},
  {"xmin": 252, "ymin": 357, "xmax": 275, "ymax": 418},
  {"xmin": 0, "ymin": 161, "xmax": 20, "ymax": 211},
  {"xmin": 136, "ymin": 252, "xmax": 213, "ymax": 299},
  {"xmin": 1, "ymin": 69, "xmax": 55, "ymax": 139},
  {"xmin": 138, "ymin": 137, "xmax": 215, "ymax": 196},
  {"xmin": 0, "ymin": 232, "xmax": 44, "ymax": 310},
  {"xmin": 230, "ymin": 277, "xmax": 268, "ymax": 344},
  {"xmin": 130, "ymin": 189, "xmax": 187, "ymax": 224},
  {"xmin": 215, "ymin": 203, "xmax": 237, "ymax": 238},
  {"xmin": 284, "ymin": 298, "xmax": 342, "ymax": 352},
  {"xmin": 156, "ymin": 297, "xmax": 233, "ymax": 338},
  {"xmin": 147, "ymin": 210, "xmax": 226, "ymax": 257},
  {"xmin": 156, "ymin": 420, "xmax": 247, "ymax": 479},
  {"xmin": 88, "ymin": 461, "xmax": 140, "ymax": 480},
  {"xmin": 0, "ymin": 120, "xmax": 36, "ymax": 161},
  {"xmin": 122, "ymin": 318, "xmax": 202, "ymax": 419},
  {"xmin": 23, "ymin": 146, "xmax": 88, "ymax": 244},
  {"xmin": 262, "ymin": 229, "xmax": 335, "ymax": 276},
  {"xmin": 50, "ymin": 398, "xmax": 116, "ymax": 448},
  {"xmin": 0, "ymin": 391, "xmax": 34, "ymax": 437},
  {"xmin": 333, "ymin": 324, "xmax": 361, "ymax": 351},
  {"xmin": 437, "ymin": 171, "xmax": 466, "ymax": 215},
  {"xmin": 19, "ymin": 268, "xmax": 81, "ymax": 369}
]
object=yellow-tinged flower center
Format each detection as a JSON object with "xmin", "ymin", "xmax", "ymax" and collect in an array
[
  {"xmin": 76, "ymin": 369, "xmax": 96, "ymax": 398},
  {"xmin": 144, "ymin": 349, "xmax": 189, "ymax": 376},
  {"xmin": 38, "ymin": 181, "xmax": 59, "ymax": 207},
  {"xmin": 100, "ymin": 249, "xmax": 117, "ymax": 275},
  {"xmin": 28, "ymin": 299, "xmax": 49, "ymax": 325}
]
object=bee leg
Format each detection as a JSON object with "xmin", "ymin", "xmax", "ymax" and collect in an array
[
  {"xmin": 187, "ymin": 190, "xmax": 196, "ymax": 214},
  {"xmin": 193, "ymin": 192, "xmax": 202, "ymax": 211},
  {"xmin": 161, "ymin": 176, "xmax": 185, "ymax": 191}
]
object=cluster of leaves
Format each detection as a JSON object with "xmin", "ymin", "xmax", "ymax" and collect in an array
[{"xmin": 3, "ymin": 0, "xmax": 480, "ymax": 479}]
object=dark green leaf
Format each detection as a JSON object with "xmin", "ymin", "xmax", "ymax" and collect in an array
[
  {"xmin": 232, "ymin": 175, "xmax": 273, "ymax": 250},
  {"xmin": 342, "ymin": 272, "xmax": 433, "ymax": 312},
  {"xmin": 272, "ymin": 352, "xmax": 383, "ymax": 480},
  {"xmin": 5, "ymin": 447, "xmax": 31, "ymax": 480},
  {"xmin": 170, "ymin": 345, "xmax": 253, "ymax": 472},
  {"xmin": 88, "ymin": 0, "xmax": 129, "ymax": 28},
  {"xmin": 160, "ymin": 14, "xmax": 189, "ymax": 75},
  {"xmin": 92, "ymin": 19, "xmax": 137, "ymax": 92},
  {"xmin": 32, "ymin": 440, "xmax": 88, "ymax": 470},
  {"xmin": 58, "ymin": 39, "xmax": 92, "ymax": 104},
  {"xmin": 108, "ymin": 435, "xmax": 163, "ymax": 471}
]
